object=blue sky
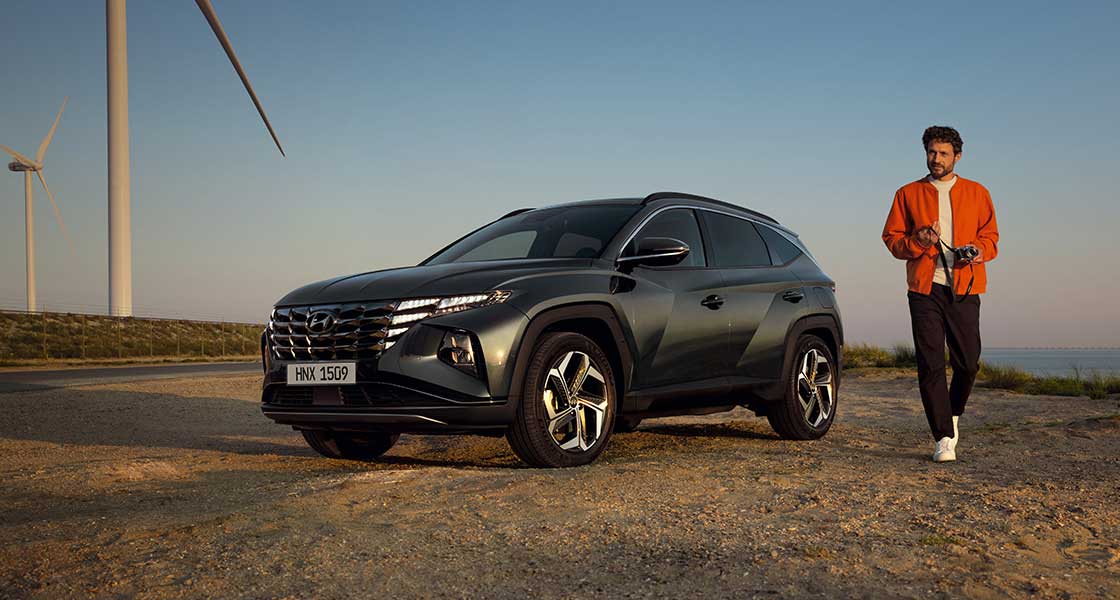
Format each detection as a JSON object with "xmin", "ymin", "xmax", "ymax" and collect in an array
[{"xmin": 1, "ymin": 1, "xmax": 1118, "ymax": 346}]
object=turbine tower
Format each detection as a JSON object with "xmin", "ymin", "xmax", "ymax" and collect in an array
[
  {"xmin": 106, "ymin": 0, "xmax": 285, "ymax": 316},
  {"xmin": 2, "ymin": 99, "xmax": 73, "ymax": 312}
]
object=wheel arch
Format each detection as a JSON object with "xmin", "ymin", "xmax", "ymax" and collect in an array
[
  {"xmin": 507, "ymin": 303, "xmax": 635, "ymax": 410},
  {"xmin": 780, "ymin": 314, "xmax": 843, "ymax": 391}
]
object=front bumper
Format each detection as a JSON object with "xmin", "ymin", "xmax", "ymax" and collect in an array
[{"xmin": 260, "ymin": 303, "xmax": 528, "ymax": 433}]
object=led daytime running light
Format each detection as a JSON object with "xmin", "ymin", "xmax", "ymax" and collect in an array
[
  {"xmin": 390, "ymin": 291, "xmax": 511, "ymax": 326},
  {"xmin": 396, "ymin": 298, "xmax": 439, "ymax": 311},
  {"xmin": 437, "ymin": 294, "xmax": 491, "ymax": 310},
  {"xmin": 390, "ymin": 312, "xmax": 430, "ymax": 325}
]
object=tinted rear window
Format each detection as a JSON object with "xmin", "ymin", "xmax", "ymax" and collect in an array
[
  {"xmin": 757, "ymin": 224, "xmax": 803, "ymax": 265},
  {"xmin": 701, "ymin": 212, "xmax": 770, "ymax": 267}
]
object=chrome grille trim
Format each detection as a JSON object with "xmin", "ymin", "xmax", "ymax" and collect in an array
[{"xmin": 269, "ymin": 301, "xmax": 399, "ymax": 360}]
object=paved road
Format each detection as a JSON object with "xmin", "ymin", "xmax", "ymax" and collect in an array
[{"xmin": 0, "ymin": 362, "xmax": 261, "ymax": 393}]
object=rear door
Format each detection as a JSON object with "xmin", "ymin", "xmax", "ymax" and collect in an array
[{"xmin": 698, "ymin": 211, "xmax": 810, "ymax": 383}]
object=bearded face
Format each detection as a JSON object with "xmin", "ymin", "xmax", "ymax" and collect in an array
[{"xmin": 926, "ymin": 141, "xmax": 960, "ymax": 179}]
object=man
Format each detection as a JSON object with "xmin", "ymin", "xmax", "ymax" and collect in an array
[{"xmin": 882, "ymin": 126, "xmax": 999, "ymax": 462}]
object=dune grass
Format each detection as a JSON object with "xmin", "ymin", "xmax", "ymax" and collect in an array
[
  {"xmin": 845, "ymin": 343, "xmax": 918, "ymax": 368},
  {"xmin": 977, "ymin": 362, "xmax": 1120, "ymax": 400},
  {"xmin": 0, "ymin": 310, "xmax": 263, "ymax": 363},
  {"xmin": 846, "ymin": 343, "xmax": 1120, "ymax": 399}
]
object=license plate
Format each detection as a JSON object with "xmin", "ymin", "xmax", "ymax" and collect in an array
[{"xmin": 286, "ymin": 362, "xmax": 357, "ymax": 386}]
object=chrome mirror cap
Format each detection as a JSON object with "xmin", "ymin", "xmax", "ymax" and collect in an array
[{"xmin": 616, "ymin": 237, "xmax": 691, "ymax": 267}]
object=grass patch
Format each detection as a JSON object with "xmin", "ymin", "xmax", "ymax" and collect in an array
[
  {"xmin": 846, "ymin": 343, "xmax": 919, "ymax": 368},
  {"xmin": 0, "ymin": 310, "xmax": 264, "ymax": 361},
  {"xmin": 845, "ymin": 344, "xmax": 1120, "ymax": 399},
  {"xmin": 0, "ymin": 355, "xmax": 259, "ymax": 369},
  {"xmin": 977, "ymin": 362, "xmax": 1120, "ymax": 399}
]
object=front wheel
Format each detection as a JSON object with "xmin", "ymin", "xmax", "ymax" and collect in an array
[
  {"xmin": 506, "ymin": 332, "xmax": 617, "ymax": 468},
  {"xmin": 302, "ymin": 430, "xmax": 399, "ymax": 461},
  {"xmin": 767, "ymin": 334, "xmax": 837, "ymax": 440}
]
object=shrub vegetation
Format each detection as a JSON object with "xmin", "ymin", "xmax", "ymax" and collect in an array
[
  {"xmin": 846, "ymin": 343, "xmax": 1120, "ymax": 399},
  {"xmin": 0, "ymin": 310, "xmax": 263, "ymax": 364}
]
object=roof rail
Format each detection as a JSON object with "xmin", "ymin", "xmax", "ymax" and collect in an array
[
  {"xmin": 500, "ymin": 208, "xmax": 534, "ymax": 219},
  {"xmin": 641, "ymin": 192, "xmax": 778, "ymax": 224}
]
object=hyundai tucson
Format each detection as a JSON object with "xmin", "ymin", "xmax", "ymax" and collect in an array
[{"xmin": 261, "ymin": 192, "xmax": 842, "ymax": 467}]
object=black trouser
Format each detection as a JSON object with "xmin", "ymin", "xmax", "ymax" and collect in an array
[{"xmin": 908, "ymin": 284, "xmax": 981, "ymax": 441}]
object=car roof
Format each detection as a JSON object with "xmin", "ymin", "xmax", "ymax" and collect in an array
[{"xmin": 511, "ymin": 192, "xmax": 779, "ymax": 225}]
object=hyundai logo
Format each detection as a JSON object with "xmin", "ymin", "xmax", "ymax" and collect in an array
[{"xmin": 307, "ymin": 311, "xmax": 336, "ymax": 333}]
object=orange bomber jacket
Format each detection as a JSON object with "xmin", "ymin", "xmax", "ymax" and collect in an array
[{"xmin": 881, "ymin": 175, "xmax": 999, "ymax": 295}]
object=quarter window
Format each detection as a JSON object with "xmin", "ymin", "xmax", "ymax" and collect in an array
[
  {"xmin": 701, "ymin": 212, "xmax": 771, "ymax": 267},
  {"xmin": 757, "ymin": 224, "xmax": 803, "ymax": 265},
  {"xmin": 624, "ymin": 209, "xmax": 706, "ymax": 267}
]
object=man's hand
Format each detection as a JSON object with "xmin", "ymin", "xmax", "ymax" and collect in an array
[
  {"xmin": 915, "ymin": 220, "xmax": 941, "ymax": 248},
  {"xmin": 958, "ymin": 245, "xmax": 984, "ymax": 265}
]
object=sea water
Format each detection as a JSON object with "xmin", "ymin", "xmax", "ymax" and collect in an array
[{"xmin": 981, "ymin": 348, "xmax": 1120, "ymax": 376}]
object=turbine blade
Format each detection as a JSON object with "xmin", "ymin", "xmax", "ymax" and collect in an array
[
  {"xmin": 1, "ymin": 144, "xmax": 36, "ymax": 167},
  {"xmin": 35, "ymin": 171, "xmax": 77, "ymax": 257},
  {"xmin": 36, "ymin": 97, "xmax": 68, "ymax": 164},
  {"xmin": 195, "ymin": 0, "xmax": 286, "ymax": 157}
]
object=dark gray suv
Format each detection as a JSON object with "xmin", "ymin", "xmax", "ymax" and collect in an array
[{"xmin": 261, "ymin": 192, "xmax": 842, "ymax": 467}]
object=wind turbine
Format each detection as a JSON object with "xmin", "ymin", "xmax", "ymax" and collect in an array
[
  {"xmin": 2, "ymin": 98, "xmax": 73, "ymax": 312},
  {"xmin": 106, "ymin": 0, "xmax": 285, "ymax": 316}
]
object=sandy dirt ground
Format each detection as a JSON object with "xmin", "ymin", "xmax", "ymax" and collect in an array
[{"xmin": 0, "ymin": 370, "xmax": 1117, "ymax": 599}]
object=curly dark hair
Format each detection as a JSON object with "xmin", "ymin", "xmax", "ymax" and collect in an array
[{"xmin": 922, "ymin": 126, "xmax": 963, "ymax": 154}]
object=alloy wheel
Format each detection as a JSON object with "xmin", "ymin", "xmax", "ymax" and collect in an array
[
  {"xmin": 797, "ymin": 348, "xmax": 834, "ymax": 428},
  {"xmin": 542, "ymin": 350, "xmax": 609, "ymax": 452}
]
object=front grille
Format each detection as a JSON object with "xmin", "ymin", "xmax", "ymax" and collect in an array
[
  {"xmin": 268, "ymin": 293, "xmax": 504, "ymax": 361},
  {"xmin": 269, "ymin": 301, "xmax": 396, "ymax": 360}
]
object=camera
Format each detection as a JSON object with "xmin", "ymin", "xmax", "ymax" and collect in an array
[{"xmin": 954, "ymin": 245, "xmax": 979, "ymax": 263}]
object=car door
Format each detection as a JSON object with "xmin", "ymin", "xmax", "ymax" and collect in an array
[
  {"xmin": 698, "ymin": 211, "xmax": 810, "ymax": 384},
  {"xmin": 614, "ymin": 208, "xmax": 729, "ymax": 393}
]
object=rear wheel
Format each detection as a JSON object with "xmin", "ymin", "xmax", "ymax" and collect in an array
[
  {"xmin": 302, "ymin": 430, "xmax": 399, "ymax": 461},
  {"xmin": 767, "ymin": 334, "xmax": 837, "ymax": 440},
  {"xmin": 507, "ymin": 332, "xmax": 617, "ymax": 468}
]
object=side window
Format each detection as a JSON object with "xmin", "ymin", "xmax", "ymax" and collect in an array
[
  {"xmin": 757, "ymin": 224, "xmax": 803, "ymax": 265},
  {"xmin": 701, "ymin": 212, "xmax": 771, "ymax": 267},
  {"xmin": 456, "ymin": 230, "xmax": 536, "ymax": 262},
  {"xmin": 624, "ymin": 209, "xmax": 706, "ymax": 267}
]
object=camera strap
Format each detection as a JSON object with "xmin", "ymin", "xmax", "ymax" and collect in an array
[{"xmin": 937, "ymin": 239, "xmax": 974, "ymax": 302}]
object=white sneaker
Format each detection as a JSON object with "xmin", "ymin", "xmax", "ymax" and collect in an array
[
  {"xmin": 950, "ymin": 416, "xmax": 959, "ymax": 451},
  {"xmin": 933, "ymin": 437, "xmax": 956, "ymax": 462}
]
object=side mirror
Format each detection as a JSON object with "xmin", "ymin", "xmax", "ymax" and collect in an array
[{"xmin": 617, "ymin": 237, "xmax": 691, "ymax": 268}]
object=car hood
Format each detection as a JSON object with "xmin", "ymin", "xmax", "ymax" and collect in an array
[{"xmin": 276, "ymin": 258, "xmax": 595, "ymax": 306}]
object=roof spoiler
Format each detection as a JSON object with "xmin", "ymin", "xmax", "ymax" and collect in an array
[{"xmin": 641, "ymin": 192, "xmax": 778, "ymax": 225}]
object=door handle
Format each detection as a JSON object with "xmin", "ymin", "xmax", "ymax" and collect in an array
[
  {"xmin": 782, "ymin": 290, "xmax": 805, "ymax": 303},
  {"xmin": 701, "ymin": 295, "xmax": 724, "ymax": 309}
]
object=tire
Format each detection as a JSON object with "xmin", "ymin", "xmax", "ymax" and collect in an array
[
  {"xmin": 614, "ymin": 415, "xmax": 643, "ymax": 433},
  {"xmin": 302, "ymin": 430, "xmax": 399, "ymax": 461},
  {"xmin": 506, "ymin": 332, "xmax": 617, "ymax": 468},
  {"xmin": 767, "ymin": 334, "xmax": 838, "ymax": 440}
]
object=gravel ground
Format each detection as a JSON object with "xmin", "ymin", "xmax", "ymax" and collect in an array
[{"xmin": 0, "ymin": 370, "xmax": 1117, "ymax": 599}]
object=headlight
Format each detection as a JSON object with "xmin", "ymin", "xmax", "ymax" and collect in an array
[{"xmin": 384, "ymin": 291, "xmax": 511, "ymax": 348}]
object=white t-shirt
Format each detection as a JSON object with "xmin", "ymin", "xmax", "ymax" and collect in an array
[{"xmin": 928, "ymin": 175, "xmax": 957, "ymax": 286}]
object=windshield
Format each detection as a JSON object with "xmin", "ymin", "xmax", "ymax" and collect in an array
[{"xmin": 424, "ymin": 204, "xmax": 641, "ymax": 265}]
